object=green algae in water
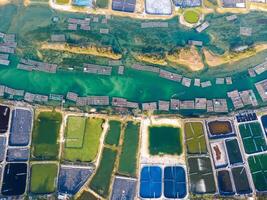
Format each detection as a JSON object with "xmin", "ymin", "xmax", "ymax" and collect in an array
[{"xmin": 149, "ymin": 126, "xmax": 183, "ymax": 155}]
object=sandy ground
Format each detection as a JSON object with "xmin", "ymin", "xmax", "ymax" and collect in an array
[
  {"xmin": 0, "ymin": 0, "xmax": 10, "ymax": 6},
  {"xmin": 167, "ymin": 46, "xmax": 204, "ymax": 71},
  {"xmin": 139, "ymin": 116, "xmax": 186, "ymax": 166},
  {"xmin": 41, "ymin": 43, "xmax": 122, "ymax": 60},
  {"xmin": 203, "ymin": 44, "xmax": 267, "ymax": 67}
]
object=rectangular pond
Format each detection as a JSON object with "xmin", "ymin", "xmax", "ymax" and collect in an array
[
  {"xmin": 9, "ymin": 108, "xmax": 32, "ymax": 146},
  {"xmin": 1, "ymin": 163, "xmax": 27, "ymax": 196},
  {"xmin": 206, "ymin": 120, "xmax": 235, "ymax": 139},
  {"xmin": 217, "ymin": 169, "xmax": 235, "ymax": 196},
  {"xmin": 164, "ymin": 166, "xmax": 187, "ymax": 199},
  {"xmin": 6, "ymin": 147, "xmax": 30, "ymax": 162},
  {"xmin": 111, "ymin": 176, "xmax": 137, "ymax": 200},
  {"xmin": 0, "ymin": 105, "xmax": 10, "ymax": 134},
  {"xmin": 225, "ymin": 138, "xmax": 243, "ymax": 165},
  {"xmin": 239, "ymin": 122, "xmax": 267, "ymax": 154},
  {"xmin": 187, "ymin": 156, "xmax": 216, "ymax": 194},
  {"xmin": 231, "ymin": 166, "xmax": 252, "ymax": 195},
  {"xmin": 210, "ymin": 141, "xmax": 228, "ymax": 168},
  {"xmin": 248, "ymin": 154, "xmax": 267, "ymax": 192},
  {"xmin": 139, "ymin": 166, "xmax": 162, "ymax": 198},
  {"xmin": 184, "ymin": 122, "xmax": 207, "ymax": 154}
]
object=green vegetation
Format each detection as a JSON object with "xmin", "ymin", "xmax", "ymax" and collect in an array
[
  {"xmin": 96, "ymin": 0, "xmax": 109, "ymax": 8},
  {"xmin": 184, "ymin": 122, "xmax": 207, "ymax": 154},
  {"xmin": 149, "ymin": 126, "xmax": 183, "ymax": 155},
  {"xmin": 239, "ymin": 122, "xmax": 267, "ymax": 154},
  {"xmin": 104, "ymin": 120, "xmax": 122, "ymax": 146},
  {"xmin": 63, "ymin": 117, "xmax": 104, "ymax": 162},
  {"xmin": 65, "ymin": 116, "xmax": 86, "ymax": 148},
  {"xmin": 32, "ymin": 111, "xmax": 62, "ymax": 160},
  {"xmin": 56, "ymin": 0, "xmax": 69, "ymax": 4},
  {"xmin": 118, "ymin": 122, "xmax": 140, "ymax": 177},
  {"xmin": 30, "ymin": 163, "xmax": 58, "ymax": 194},
  {"xmin": 89, "ymin": 148, "xmax": 117, "ymax": 198},
  {"xmin": 183, "ymin": 10, "xmax": 200, "ymax": 24}
]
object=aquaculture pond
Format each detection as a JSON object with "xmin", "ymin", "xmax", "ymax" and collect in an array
[
  {"xmin": 184, "ymin": 122, "xmax": 207, "ymax": 154},
  {"xmin": 217, "ymin": 170, "xmax": 235, "ymax": 195},
  {"xmin": 164, "ymin": 166, "xmax": 187, "ymax": 199},
  {"xmin": 0, "ymin": 105, "xmax": 10, "ymax": 134},
  {"xmin": 187, "ymin": 156, "xmax": 216, "ymax": 194},
  {"xmin": 231, "ymin": 166, "xmax": 252, "ymax": 195},
  {"xmin": 239, "ymin": 122, "xmax": 267, "ymax": 154},
  {"xmin": 1, "ymin": 163, "xmax": 27, "ymax": 196},
  {"xmin": 32, "ymin": 111, "xmax": 62, "ymax": 160},
  {"xmin": 149, "ymin": 126, "xmax": 182, "ymax": 155},
  {"xmin": 139, "ymin": 166, "xmax": 162, "ymax": 198},
  {"xmin": 225, "ymin": 138, "xmax": 243, "ymax": 165},
  {"xmin": 248, "ymin": 154, "xmax": 267, "ymax": 192},
  {"xmin": 9, "ymin": 108, "xmax": 32, "ymax": 146},
  {"xmin": 207, "ymin": 120, "xmax": 235, "ymax": 139},
  {"xmin": 105, "ymin": 120, "xmax": 122, "ymax": 146}
]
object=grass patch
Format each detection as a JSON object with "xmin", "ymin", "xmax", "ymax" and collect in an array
[
  {"xmin": 65, "ymin": 116, "xmax": 86, "ymax": 148},
  {"xmin": 104, "ymin": 120, "xmax": 122, "ymax": 146},
  {"xmin": 30, "ymin": 163, "xmax": 58, "ymax": 194},
  {"xmin": 56, "ymin": 0, "xmax": 69, "ymax": 4},
  {"xmin": 89, "ymin": 148, "xmax": 117, "ymax": 198},
  {"xmin": 63, "ymin": 117, "xmax": 104, "ymax": 162},
  {"xmin": 32, "ymin": 111, "xmax": 62, "ymax": 160},
  {"xmin": 149, "ymin": 126, "xmax": 183, "ymax": 155},
  {"xmin": 96, "ymin": 0, "xmax": 109, "ymax": 8},
  {"xmin": 183, "ymin": 10, "xmax": 200, "ymax": 24},
  {"xmin": 118, "ymin": 121, "xmax": 140, "ymax": 177},
  {"xmin": 184, "ymin": 122, "xmax": 207, "ymax": 154}
]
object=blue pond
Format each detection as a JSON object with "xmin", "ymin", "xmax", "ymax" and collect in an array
[
  {"xmin": 72, "ymin": 0, "xmax": 93, "ymax": 7},
  {"xmin": 261, "ymin": 115, "xmax": 267, "ymax": 135},
  {"xmin": 140, "ymin": 166, "xmax": 162, "ymax": 198},
  {"xmin": 164, "ymin": 166, "xmax": 187, "ymax": 199}
]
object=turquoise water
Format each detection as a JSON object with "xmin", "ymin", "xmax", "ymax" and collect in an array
[{"xmin": 0, "ymin": 3, "xmax": 267, "ymax": 113}]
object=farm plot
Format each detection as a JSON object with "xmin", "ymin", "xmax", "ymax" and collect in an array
[
  {"xmin": 89, "ymin": 148, "xmax": 117, "ymax": 198},
  {"xmin": 248, "ymin": 154, "xmax": 267, "ymax": 192},
  {"xmin": 9, "ymin": 108, "xmax": 32, "ymax": 146},
  {"xmin": 30, "ymin": 163, "xmax": 58, "ymax": 194},
  {"xmin": 231, "ymin": 166, "xmax": 252, "ymax": 195},
  {"xmin": 63, "ymin": 117, "xmax": 104, "ymax": 162},
  {"xmin": 58, "ymin": 166, "xmax": 94, "ymax": 195},
  {"xmin": 118, "ymin": 121, "xmax": 140, "ymax": 177},
  {"xmin": 184, "ymin": 122, "xmax": 207, "ymax": 154},
  {"xmin": 225, "ymin": 138, "xmax": 243, "ymax": 165},
  {"xmin": 239, "ymin": 122, "xmax": 267, "ymax": 154},
  {"xmin": 32, "ymin": 111, "xmax": 62, "ymax": 160},
  {"xmin": 149, "ymin": 126, "xmax": 182, "ymax": 155},
  {"xmin": 187, "ymin": 156, "xmax": 216, "ymax": 194},
  {"xmin": 207, "ymin": 120, "xmax": 235, "ymax": 139},
  {"xmin": 105, "ymin": 120, "xmax": 122, "ymax": 146},
  {"xmin": 77, "ymin": 190, "xmax": 99, "ymax": 200},
  {"xmin": 0, "ymin": 105, "xmax": 10, "ymax": 134}
]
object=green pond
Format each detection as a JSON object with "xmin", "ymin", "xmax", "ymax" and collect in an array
[
  {"xmin": 1, "ymin": 3, "xmax": 267, "ymax": 115},
  {"xmin": 149, "ymin": 126, "xmax": 183, "ymax": 155}
]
